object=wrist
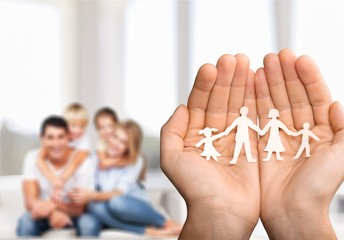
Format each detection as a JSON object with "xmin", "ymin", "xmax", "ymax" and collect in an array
[
  {"xmin": 262, "ymin": 207, "xmax": 336, "ymax": 239},
  {"xmin": 180, "ymin": 203, "xmax": 256, "ymax": 240}
]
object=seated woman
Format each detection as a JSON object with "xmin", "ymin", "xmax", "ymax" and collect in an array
[{"xmin": 69, "ymin": 120, "xmax": 181, "ymax": 236}]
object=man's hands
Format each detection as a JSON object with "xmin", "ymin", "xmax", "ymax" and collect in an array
[
  {"xmin": 257, "ymin": 49, "xmax": 344, "ymax": 239},
  {"xmin": 31, "ymin": 200, "xmax": 73, "ymax": 229},
  {"xmin": 161, "ymin": 49, "xmax": 344, "ymax": 239},
  {"xmin": 31, "ymin": 200, "xmax": 56, "ymax": 219},
  {"xmin": 161, "ymin": 54, "xmax": 260, "ymax": 239}
]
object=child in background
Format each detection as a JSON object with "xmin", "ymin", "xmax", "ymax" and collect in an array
[
  {"xmin": 94, "ymin": 107, "xmax": 118, "ymax": 153},
  {"xmin": 37, "ymin": 103, "xmax": 91, "ymax": 201},
  {"xmin": 94, "ymin": 107, "xmax": 127, "ymax": 169}
]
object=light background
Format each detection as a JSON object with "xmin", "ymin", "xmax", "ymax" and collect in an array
[
  {"xmin": 0, "ymin": 1, "xmax": 343, "ymax": 237},
  {"xmin": 0, "ymin": 0, "xmax": 343, "ymax": 139}
]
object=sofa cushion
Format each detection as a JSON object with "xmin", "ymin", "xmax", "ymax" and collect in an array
[{"xmin": 0, "ymin": 208, "xmax": 22, "ymax": 237}]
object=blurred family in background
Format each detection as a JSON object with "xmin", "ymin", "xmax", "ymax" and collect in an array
[{"xmin": 16, "ymin": 103, "xmax": 182, "ymax": 237}]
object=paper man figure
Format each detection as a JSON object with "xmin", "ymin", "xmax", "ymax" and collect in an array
[
  {"xmin": 195, "ymin": 127, "xmax": 226, "ymax": 161},
  {"xmin": 224, "ymin": 106, "xmax": 261, "ymax": 164},
  {"xmin": 292, "ymin": 122, "xmax": 320, "ymax": 159},
  {"xmin": 260, "ymin": 109, "xmax": 294, "ymax": 161}
]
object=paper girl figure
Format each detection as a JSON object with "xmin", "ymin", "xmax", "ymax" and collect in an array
[
  {"xmin": 260, "ymin": 109, "xmax": 294, "ymax": 161},
  {"xmin": 292, "ymin": 122, "xmax": 320, "ymax": 159},
  {"xmin": 224, "ymin": 106, "xmax": 261, "ymax": 164},
  {"xmin": 195, "ymin": 127, "xmax": 226, "ymax": 161}
]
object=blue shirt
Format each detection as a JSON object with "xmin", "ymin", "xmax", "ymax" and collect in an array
[{"xmin": 95, "ymin": 155, "xmax": 147, "ymax": 201}]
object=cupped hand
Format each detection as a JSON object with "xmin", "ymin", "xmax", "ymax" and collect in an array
[
  {"xmin": 31, "ymin": 200, "xmax": 56, "ymax": 219},
  {"xmin": 161, "ymin": 54, "xmax": 260, "ymax": 239},
  {"xmin": 256, "ymin": 49, "xmax": 344, "ymax": 239}
]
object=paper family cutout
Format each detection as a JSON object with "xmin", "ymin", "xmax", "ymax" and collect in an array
[{"xmin": 195, "ymin": 107, "xmax": 320, "ymax": 164}]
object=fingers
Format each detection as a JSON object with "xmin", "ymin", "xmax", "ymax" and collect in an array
[
  {"xmin": 263, "ymin": 53, "xmax": 294, "ymax": 128},
  {"xmin": 279, "ymin": 49, "xmax": 315, "ymax": 129},
  {"xmin": 33, "ymin": 204, "xmax": 51, "ymax": 219},
  {"xmin": 244, "ymin": 70, "xmax": 258, "ymax": 123},
  {"xmin": 255, "ymin": 68, "xmax": 274, "ymax": 127},
  {"xmin": 31, "ymin": 208, "xmax": 42, "ymax": 219},
  {"xmin": 160, "ymin": 105, "xmax": 189, "ymax": 171},
  {"xmin": 187, "ymin": 64, "xmax": 217, "ymax": 131},
  {"xmin": 330, "ymin": 102, "xmax": 344, "ymax": 144},
  {"xmin": 295, "ymin": 55, "xmax": 332, "ymax": 126},
  {"xmin": 226, "ymin": 54, "xmax": 249, "ymax": 125},
  {"xmin": 329, "ymin": 102, "xmax": 344, "ymax": 175},
  {"xmin": 205, "ymin": 54, "xmax": 236, "ymax": 130}
]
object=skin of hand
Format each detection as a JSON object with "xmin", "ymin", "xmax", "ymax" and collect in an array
[
  {"xmin": 31, "ymin": 200, "xmax": 56, "ymax": 219},
  {"xmin": 256, "ymin": 49, "xmax": 344, "ymax": 239},
  {"xmin": 49, "ymin": 210, "xmax": 73, "ymax": 229},
  {"xmin": 68, "ymin": 188, "xmax": 92, "ymax": 205},
  {"xmin": 51, "ymin": 186, "xmax": 64, "ymax": 203},
  {"xmin": 161, "ymin": 54, "xmax": 260, "ymax": 239}
]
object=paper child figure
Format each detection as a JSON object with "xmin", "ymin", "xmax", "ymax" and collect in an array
[
  {"xmin": 260, "ymin": 109, "xmax": 294, "ymax": 161},
  {"xmin": 195, "ymin": 127, "xmax": 226, "ymax": 161},
  {"xmin": 224, "ymin": 106, "xmax": 261, "ymax": 164},
  {"xmin": 292, "ymin": 122, "xmax": 320, "ymax": 159}
]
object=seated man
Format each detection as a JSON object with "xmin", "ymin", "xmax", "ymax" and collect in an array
[{"xmin": 16, "ymin": 116, "xmax": 101, "ymax": 237}]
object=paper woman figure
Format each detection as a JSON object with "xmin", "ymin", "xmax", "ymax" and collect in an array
[
  {"xmin": 260, "ymin": 109, "xmax": 294, "ymax": 161},
  {"xmin": 195, "ymin": 127, "xmax": 226, "ymax": 161},
  {"xmin": 224, "ymin": 106, "xmax": 261, "ymax": 164},
  {"xmin": 292, "ymin": 122, "xmax": 320, "ymax": 159}
]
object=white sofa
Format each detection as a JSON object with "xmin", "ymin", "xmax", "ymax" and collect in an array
[{"xmin": 0, "ymin": 171, "xmax": 187, "ymax": 239}]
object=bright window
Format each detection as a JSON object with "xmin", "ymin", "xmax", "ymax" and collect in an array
[
  {"xmin": 293, "ymin": 1, "xmax": 344, "ymax": 103},
  {"xmin": 190, "ymin": 0, "xmax": 274, "ymax": 80},
  {"xmin": 0, "ymin": 2, "xmax": 61, "ymax": 131},
  {"xmin": 124, "ymin": 0, "xmax": 177, "ymax": 136}
]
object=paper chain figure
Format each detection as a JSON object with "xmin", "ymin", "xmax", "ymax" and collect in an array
[
  {"xmin": 292, "ymin": 122, "xmax": 320, "ymax": 159},
  {"xmin": 260, "ymin": 109, "xmax": 294, "ymax": 161},
  {"xmin": 225, "ymin": 106, "xmax": 260, "ymax": 164},
  {"xmin": 195, "ymin": 107, "xmax": 320, "ymax": 164},
  {"xmin": 195, "ymin": 128, "xmax": 226, "ymax": 161}
]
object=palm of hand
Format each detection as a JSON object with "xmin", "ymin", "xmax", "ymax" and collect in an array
[
  {"xmin": 182, "ymin": 130, "xmax": 260, "ymax": 223},
  {"xmin": 162, "ymin": 50, "xmax": 344, "ymax": 238},
  {"xmin": 258, "ymin": 124, "xmax": 334, "ymax": 220},
  {"xmin": 161, "ymin": 54, "xmax": 260, "ymax": 230},
  {"xmin": 256, "ymin": 51, "xmax": 344, "ymax": 227}
]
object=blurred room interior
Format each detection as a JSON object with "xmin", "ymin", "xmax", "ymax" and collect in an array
[{"xmin": 0, "ymin": 0, "xmax": 343, "ymax": 239}]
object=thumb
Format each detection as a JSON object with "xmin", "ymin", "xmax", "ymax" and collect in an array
[
  {"xmin": 330, "ymin": 101, "xmax": 344, "ymax": 144},
  {"xmin": 160, "ymin": 105, "xmax": 189, "ymax": 171}
]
